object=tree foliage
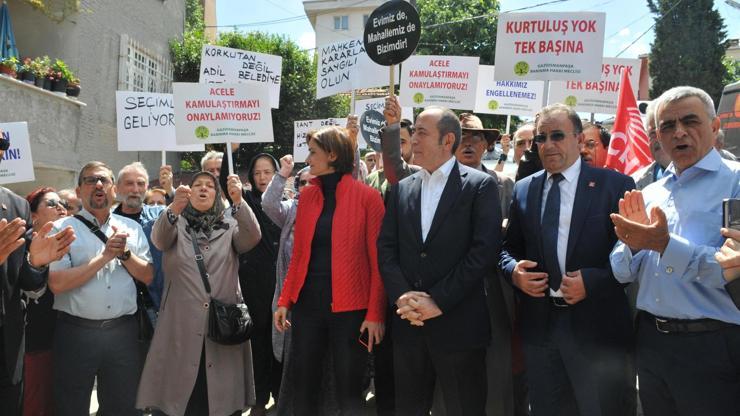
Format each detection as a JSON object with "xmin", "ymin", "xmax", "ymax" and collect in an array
[
  {"xmin": 647, "ymin": 0, "xmax": 729, "ymax": 104},
  {"xmin": 170, "ymin": 0, "xmax": 348, "ymax": 169}
]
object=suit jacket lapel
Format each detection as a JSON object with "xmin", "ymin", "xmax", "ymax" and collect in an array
[
  {"xmin": 425, "ymin": 162, "xmax": 463, "ymax": 245},
  {"xmin": 566, "ymin": 165, "xmax": 595, "ymax": 262},
  {"xmin": 407, "ymin": 175, "xmax": 424, "ymax": 247},
  {"xmin": 528, "ymin": 172, "xmax": 546, "ymax": 262}
]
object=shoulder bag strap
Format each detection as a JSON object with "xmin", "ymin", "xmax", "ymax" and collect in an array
[
  {"xmin": 74, "ymin": 214, "xmax": 108, "ymax": 243},
  {"xmin": 188, "ymin": 228, "xmax": 212, "ymax": 294}
]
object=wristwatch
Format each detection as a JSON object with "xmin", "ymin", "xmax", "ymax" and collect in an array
[
  {"xmin": 118, "ymin": 249, "xmax": 132, "ymax": 261},
  {"xmin": 498, "ymin": 153, "xmax": 508, "ymax": 163}
]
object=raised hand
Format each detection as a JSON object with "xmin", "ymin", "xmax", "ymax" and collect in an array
[
  {"xmin": 0, "ymin": 218, "xmax": 26, "ymax": 265},
  {"xmin": 610, "ymin": 192, "xmax": 669, "ymax": 253},
  {"xmin": 384, "ymin": 95, "xmax": 401, "ymax": 125},
  {"xmin": 169, "ymin": 185, "xmax": 191, "ymax": 216},
  {"xmin": 226, "ymin": 174, "xmax": 243, "ymax": 205},
  {"xmin": 346, "ymin": 115, "xmax": 359, "ymax": 143},
  {"xmin": 279, "ymin": 154, "xmax": 294, "ymax": 179},
  {"xmin": 159, "ymin": 165, "xmax": 174, "ymax": 195},
  {"xmin": 103, "ymin": 225, "xmax": 128, "ymax": 260},
  {"xmin": 28, "ymin": 223, "xmax": 75, "ymax": 267}
]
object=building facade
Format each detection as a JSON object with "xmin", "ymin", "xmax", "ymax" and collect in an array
[{"xmin": 303, "ymin": 0, "xmax": 398, "ymax": 48}]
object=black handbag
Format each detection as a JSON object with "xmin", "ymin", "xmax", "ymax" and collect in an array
[
  {"xmin": 73, "ymin": 215, "xmax": 153, "ymax": 341},
  {"xmin": 189, "ymin": 228, "xmax": 253, "ymax": 345}
]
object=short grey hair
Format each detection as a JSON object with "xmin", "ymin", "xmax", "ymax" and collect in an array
[
  {"xmin": 655, "ymin": 86, "xmax": 716, "ymax": 126},
  {"xmin": 425, "ymin": 106, "xmax": 461, "ymax": 154},
  {"xmin": 535, "ymin": 103, "xmax": 583, "ymax": 135},
  {"xmin": 200, "ymin": 150, "xmax": 224, "ymax": 170},
  {"xmin": 117, "ymin": 161, "xmax": 149, "ymax": 184},
  {"xmin": 717, "ymin": 129, "xmax": 725, "ymax": 145},
  {"xmin": 513, "ymin": 123, "xmax": 535, "ymax": 140},
  {"xmin": 643, "ymin": 100, "xmax": 657, "ymax": 131}
]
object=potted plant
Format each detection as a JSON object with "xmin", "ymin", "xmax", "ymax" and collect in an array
[
  {"xmin": 32, "ymin": 56, "xmax": 51, "ymax": 89},
  {"xmin": 50, "ymin": 59, "xmax": 71, "ymax": 94},
  {"xmin": 43, "ymin": 68, "xmax": 57, "ymax": 90},
  {"xmin": 66, "ymin": 76, "xmax": 81, "ymax": 97},
  {"xmin": 17, "ymin": 57, "xmax": 36, "ymax": 84},
  {"xmin": 0, "ymin": 56, "xmax": 19, "ymax": 78}
]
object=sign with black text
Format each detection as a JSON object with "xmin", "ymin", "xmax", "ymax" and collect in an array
[
  {"xmin": 364, "ymin": 0, "xmax": 421, "ymax": 66},
  {"xmin": 360, "ymin": 110, "xmax": 385, "ymax": 152},
  {"xmin": 399, "ymin": 55, "xmax": 480, "ymax": 110},
  {"xmin": 0, "ymin": 122, "xmax": 34, "ymax": 185},
  {"xmin": 316, "ymin": 39, "xmax": 399, "ymax": 99},
  {"xmin": 293, "ymin": 118, "xmax": 348, "ymax": 162}
]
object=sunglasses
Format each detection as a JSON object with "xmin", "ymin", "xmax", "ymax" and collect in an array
[
  {"xmin": 44, "ymin": 199, "xmax": 69, "ymax": 210},
  {"xmin": 0, "ymin": 138, "xmax": 9, "ymax": 151},
  {"xmin": 299, "ymin": 180, "xmax": 309, "ymax": 186},
  {"xmin": 533, "ymin": 131, "xmax": 572, "ymax": 144},
  {"xmin": 81, "ymin": 175, "xmax": 113, "ymax": 186}
]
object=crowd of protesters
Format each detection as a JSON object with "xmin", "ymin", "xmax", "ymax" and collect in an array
[{"xmin": 1, "ymin": 83, "xmax": 739, "ymax": 416}]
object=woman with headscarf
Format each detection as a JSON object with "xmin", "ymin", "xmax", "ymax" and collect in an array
[
  {"xmin": 220, "ymin": 151, "xmax": 283, "ymax": 415},
  {"xmin": 274, "ymin": 126, "xmax": 386, "ymax": 415},
  {"xmin": 136, "ymin": 172, "xmax": 261, "ymax": 416},
  {"xmin": 22, "ymin": 187, "xmax": 68, "ymax": 416}
]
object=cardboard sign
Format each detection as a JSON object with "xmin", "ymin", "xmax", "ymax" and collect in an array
[
  {"xmin": 399, "ymin": 55, "xmax": 480, "ymax": 110},
  {"xmin": 316, "ymin": 39, "xmax": 400, "ymax": 99},
  {"xmin": 548, "ymin": 57, "xmax": 640, "ymax": 114},
  {"xmin": 360, "ymin": 110, "xmax": 385, "ymax": 152},
  {"xmin": 199, "ymin": 44, "xmax": 282, "ymax": 108},
  {"xmin": 494, "ymin": 12, "xmax": 605, "ymax": 81},
  {"xmin": 364, "ymin": 0, "xmax": 421, "ymax": 66},
  {"xmin": 0, "ymin": 122, "xmax": 35, "ymax": 185},
  {"xmin": 293, "ymin": 118, "xmax": 348, "ymax": 162},
  {"xmin": 115, "ymin": 92, "xmax": 204, "ymax": 152},
  {"xmin": 173, "ymin": 83, "xmax": 274, "ymax": 145},
  {"xmin": 473, "ymin": 65, "xmax": 545, "ymax": 117}
]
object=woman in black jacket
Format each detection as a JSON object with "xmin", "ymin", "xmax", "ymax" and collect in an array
[{"xmin": 221, "ymin": 151, "xmax": 283, "ymax": 416}]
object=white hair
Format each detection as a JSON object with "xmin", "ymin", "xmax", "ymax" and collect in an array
[
  {"xmin": 655, "ymin": 86, "xmax": 716, "ymax": 129},
  {"xmin": 200, "ymin": 150, "xmax": 224, "ymax": 170},
  {"xmin": 117, "ymin": 161, "xmax": 149, "ymax": 184}
]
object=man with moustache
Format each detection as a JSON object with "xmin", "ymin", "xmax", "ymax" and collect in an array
[
  {"xmin": 49, "ymin": 161, "xmax": 154, "ymax": 416},
  {"xmin": 579, "ymin": 122, "xmax": 610, "ymax": 168},
  {"xmin": 610, "ymin": 86, "xmax": 740, "ymax": 415},
  {"xmin": 500, "ymin": 103, "xmax": 636, "ymax": 416}
]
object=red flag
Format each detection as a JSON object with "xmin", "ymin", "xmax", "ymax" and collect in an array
[{"xmin": 605, "ymin": 70, "xmax": 651, "ymax": 175}]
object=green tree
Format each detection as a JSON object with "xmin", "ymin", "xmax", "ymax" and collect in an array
[
  {"xmin": 170, "ymin": 0, "xmax": 207, "ymax": 83},
  {"xmin": 647, "ymin": 0, "xmax": 729, "ymax": 103}
]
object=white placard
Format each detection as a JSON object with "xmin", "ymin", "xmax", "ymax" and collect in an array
[
  {"xmin": 548, "ymin": 57, "xmax": 640, "ymax": 114},
  {"xmin": 494, "ymin": 12, "xmax": 606, "ymax": 81},
  {"xmin": 473, "ymin": 65, "xmax": 545, "ymax": 117},
  {"xmin": 174, "ymin": 83, "xmax": 274, "ymax": 145},
  {"xmin": 199, "ymin": 44, "xmax": 282, "ymax": 108},
  {"xmin": 0, "ymin": 122, "xmax": 34, "ymax": 185},
  {"xmin": 353, "ymin": 97, "xmax": 413, "ymax": 150},
  {"xmin": 316, "ymin": 38, "xmax": 400, "ymax": 99},
  {"xmin": 293, "ymin": 118, "xmax": 348, "ymax": 162},
  {"xmin": 115, "ymin": 92, "xmax": 204, "ymax": 152},
  {"xmin": 399, "ymin": 55, "xmax": 480, "ymax": 110}
]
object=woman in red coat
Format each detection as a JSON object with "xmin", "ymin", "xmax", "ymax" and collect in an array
[{"xmin": 274, "ymin": 126, "xmax": 386, "ymax": 415}]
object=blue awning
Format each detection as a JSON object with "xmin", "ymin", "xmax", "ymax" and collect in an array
[{"xmin": 1, "ymin": 1, "xmax": 19, "ymax": 58}]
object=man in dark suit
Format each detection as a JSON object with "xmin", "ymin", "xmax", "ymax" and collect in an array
[
  {"xmin": 0, "ymin": 133, "xmax": 75, "ymax": 415},
  {"xmin": 499, "ymin": 103, "xmax": 636, "ymax": 416},
  {"xmin": 378, "ymin": 106, "xmax": 502, "ymax": 415}
]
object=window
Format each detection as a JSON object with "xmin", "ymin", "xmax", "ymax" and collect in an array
[
  {"xmin": 118, "ymin": 34, "xmax": 173, "ymax": 93},
  {"xmin": 334, "ymin": 15, "xmax": 349, "ymax": 30}
]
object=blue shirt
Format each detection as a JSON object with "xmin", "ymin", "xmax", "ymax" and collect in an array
[{"xmin": 610, "ymin": 149, "xmax": 740, "ymax": 324}]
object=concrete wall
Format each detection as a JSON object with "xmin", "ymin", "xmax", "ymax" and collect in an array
[{"xmin": 4, "ymin": 0, "xmax": 185, "ymax": 191}]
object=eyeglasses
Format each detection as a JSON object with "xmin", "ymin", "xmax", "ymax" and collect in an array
[
  {"xmin": 0, "ymin": 138, "xmax": 9, "ymax": 151},
  {"xmin": 44, "ymin": 199, "xmax": 69, "ymax": 210},
  {"xmin": 515, "ymin": 138, "xmax": 533, "ymax": 147},
  {"xmin": 81, "ymin": 175, "xmax": 113, "ymax": 186},
  {"xmin": 533, "ymin": 131, "xmax": 572, "ymax": 144},
  {"xmin": 581, "ymin": 140, "xmax": 598, "ymax": 150}
]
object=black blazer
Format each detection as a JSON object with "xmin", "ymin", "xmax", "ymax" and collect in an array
[
  {"xmin": 378, "ymin": 161, "xmax": 502, "ymax": 351},
  {"xmin": 499, "ymin": 164, "xmax": 635, "ymax": 348},
  {"xmin": 0, "ymin": 187, "xmax": 47, "ymax": 382}
]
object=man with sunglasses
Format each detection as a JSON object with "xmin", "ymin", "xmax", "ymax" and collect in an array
[
  {"xmin": 500, "ymin": 103, "xmax": 636, "ymax": 416},
  {"xmin": 580, "ymin": 122, "xmax": 610, "ymax": 168},
  {"xmin": 1, "ymin": 134, "xmax": 76, "ymax": 415},
  {"xmin": 48, "ymin": 161, "xmax": 154, "ymax": 416}
]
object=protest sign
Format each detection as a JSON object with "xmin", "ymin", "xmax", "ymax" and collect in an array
[
  {"xmin": 115, "ymin": 92, "xmax": 204, "ymax": 152},
  {"xmin": 0, "ymin": 122, "xmax": 34, "ymax": 185},
  {"xmin": 494, "ymin": 12, "xmax": 605, "ymax": 81},
  {"xmin": 293, "ymin": 118, "xmax": 348, "ymax": 162},
  {"xmin": 360, "ymin": 110, "xmax": 385, "ymax": 152},
  {"xmin": 173, "ymin": 83, "xmax": 273, "ymax": 145},
  {"xmin": 199, "ymin": 44, "xmax": 282, "ymax": 108},
  {"xmin": 473, "ymin": 65, "xmax": 544, "ymax": 117},
  {"xmin": 354, "ymin": 97, "xmax": 413, "ymax": 130},
  {"xmin": 316, "ymin": 39, "xmax": 400, "ymax": 99},
  {"xmin": 399, "ymin": 55, "xmax": 480, "ymax": 110},
  {"xmin": 547, "ymin": 57, "xmax": 640, "ymax": 114},
  {"xmin": 364, "ymin": 0, "xmax": 421, "ymax": 66}
]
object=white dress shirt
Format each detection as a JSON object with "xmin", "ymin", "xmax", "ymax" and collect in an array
[
  {"xmin": 419, "ymin": 156, "xmax": 456, "ymax": 242},
  {"xmin": 541, "ymin": 158, "xmax": 581, "ymax": 297}
]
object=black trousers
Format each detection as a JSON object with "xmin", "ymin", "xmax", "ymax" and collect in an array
[
  {"xmin": 522, "ymin": 306, "xmax": 636, "ymax": 416},
  {"xmin": 393, "ymin": 334, "xmax": 487, "ymax": 416},
  {"xmin": 290, "ymin": 302, "xmax": 368, "ymax": 416},
  {"xmin": 636, "ymin": 312, "xmax": 740, "ymax": 416},
  {"xmin": 251, "ymin": 323, "xmax": 283, "ymax": 407},
  {"xmin": 0, "ymin": 330, "xmax": 22, "ymax": 416},
  {"xmin": 53, "ymin": 313, "xmax": 142, "ymax": 416},
  {"xmin": 373, "ymin": 305, "xmax": 395, "ymax": 416}
]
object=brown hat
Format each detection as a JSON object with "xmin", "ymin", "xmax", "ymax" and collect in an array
[{"xmin": 459, "ymin": 113, "xmax": 500, "ymax": 145}]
